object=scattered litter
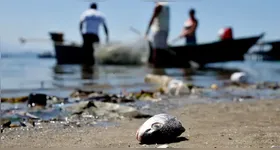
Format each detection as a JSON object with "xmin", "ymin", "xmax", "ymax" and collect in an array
[
  {"xmin": 211, "ymin": 84, "xmax": 218, "ymax": 90},
  {"xmin": 144, "ymin": 74, "xmax": 189, "ymax": 96},
  {"xmin": 230, "ymin": 72, "xmax": 248, "ymax": 83}
]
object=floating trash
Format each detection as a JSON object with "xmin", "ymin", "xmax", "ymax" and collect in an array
[{"xmin": 230, "ymin": 72, "xmax": 248, "ymax": 83}]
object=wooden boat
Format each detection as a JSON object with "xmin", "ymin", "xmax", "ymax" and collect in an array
[
  {"xmin": 245, "ymin": 40, "xmax": 280, "ymax": 61},
  {"xmin": 149, "ymin": 33, "xmax": 265, "ymax": 68},
  {"xmin": 49, "ymin": 32, "xmax": 83, "ymax": 64},
  {"xmin": 50, "ymin": 32, "xmax": 264, "ymax": 67}
]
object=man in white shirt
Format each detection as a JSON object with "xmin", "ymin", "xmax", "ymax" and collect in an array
[
  {"xmin": 79, "ymin": 3, "xmax": 109, "ymax": 65},
  {"xmin": 145, "ymin": 2, "xmax": 170, "ymax": 65}
]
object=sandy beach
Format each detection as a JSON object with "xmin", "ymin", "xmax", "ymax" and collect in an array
[
  {"xmin": 2, "ymin": 0, "xmax": 280, "ymax": 148},
  {"xmin": 1, "ymin": 99, "xmax": 280, "ymax": 148}
]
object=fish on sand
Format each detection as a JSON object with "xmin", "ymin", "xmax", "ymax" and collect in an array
[{"xmin": 136, "ymin": 113, "xmax": 186, "ymax": 144}]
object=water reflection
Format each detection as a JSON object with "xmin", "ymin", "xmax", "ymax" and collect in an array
[
  {"xmin": 150, "ymin": 67, "xmax": 230, "ymax": 82},
  {"xmin": 150, "ymin": 68, "xmax": 195, "ymax": 81},
  {"xmin": 52, "ymin": 64, "xmax": 98, "ymax": 87},
  {"xmin": 49, "ymin": 61, "xmax": 280, "ymax": 90},
  {"xmin": 81, "ymin": 65, "xmax": 95, "ymax": 80},
  {"xmin": 151, "ymin": 68, "xmax": 167, "ymax": 75}
]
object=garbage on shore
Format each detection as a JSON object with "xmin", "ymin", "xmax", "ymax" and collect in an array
[
  {"xmin": 230, "ymin": 72, "xmax": 248, "ymax": 83},
  {"xmin": 1, "ymin": 73, "xmax": 280, "ymax": 132},
  {"xmin": 144, "ymin": 74, "xmax": 193, "ymax": 96},
  {"xmin": 63, "ymin": 100, "xmax": 152, "ymax": 120},
  {"xmin": 0, "ymin": 88, "xmax": 164, "ymax": 132}
]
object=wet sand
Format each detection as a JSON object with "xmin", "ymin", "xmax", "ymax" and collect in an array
[{"xmin": 1, "ymin": 99, "xmax": 280, "ymax": 148}]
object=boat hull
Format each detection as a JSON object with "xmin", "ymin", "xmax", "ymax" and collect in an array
[
  {"xmin": 246, "ymin": 41, "xmax": 280, "ymax": 61},
  {"xmin": 52, "ymin": 34, "xmax": 263, "ymax": 67},
  {"xmin": 55, "ymin": 44, "xmax": 83, "ymax": 64},
  {"xmin": 150, "ymin": 34, "xmax": 264, "ymax": 68}
]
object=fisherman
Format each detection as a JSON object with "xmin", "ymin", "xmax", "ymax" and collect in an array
[
  {"xmin": 179, "ymin": 8, "xmax": 198, "ymax": 45},
  {"xmin": 79, "ymin": 2, "xmax": 109, "ymax": 65},
  {"xmin": 145, "ymin": 2, "xmax": 170, "ymax": 65}
]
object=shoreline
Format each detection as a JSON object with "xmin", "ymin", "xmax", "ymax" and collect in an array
[
  {"xmin": 1, "ymin": 83, "xmax": 154, "ymax": 98},
  {"xmin": 1, "ymin": 99, "xmax": 280, "ymax": 148}
]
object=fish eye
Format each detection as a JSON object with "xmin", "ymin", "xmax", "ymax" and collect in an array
[
  {"xmin": 145, "ymin": 128, "xmax": 151, "ymax": 133},
  {"xmin": 151, "ymin": 122, "xmax": 163, "ymax": 130}
]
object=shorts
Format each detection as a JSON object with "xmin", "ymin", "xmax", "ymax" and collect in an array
[
  {"xmin": 82, "ymin": 33, "xmax": 100, "ymax": 65},
  {"xmin": 152, "ymin": 30, "xmax": 168, "ymax": 49},
  {"xmin": 186, "ymin": 35, "xmax": 197, "ymax": 45}
]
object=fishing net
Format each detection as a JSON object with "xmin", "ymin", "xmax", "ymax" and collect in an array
[{"xmin": 94, "ymin": 38, "xmax": 150, "ymax": 65}]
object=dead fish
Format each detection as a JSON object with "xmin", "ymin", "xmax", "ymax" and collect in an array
[{"xmin": 136, "ymin": 114, "xmax": 185, "ymax": 144}]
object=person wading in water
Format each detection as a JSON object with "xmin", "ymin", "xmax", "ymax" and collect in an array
[
  {"xmin": 79, "ymin": 2, "xmax": 109, "ymax": 65},
  {"xmin": 179, "ymin": 8, "xmax": 198, "ymax": 45},
  {"xmin": 145, "ymin": 2, "xmax": 170, "ymax": 66}
]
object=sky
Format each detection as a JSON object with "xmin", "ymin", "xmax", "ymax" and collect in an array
[{"xmin": 0, "ymin": 0, "xmax": 279, "ymax": 52}]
